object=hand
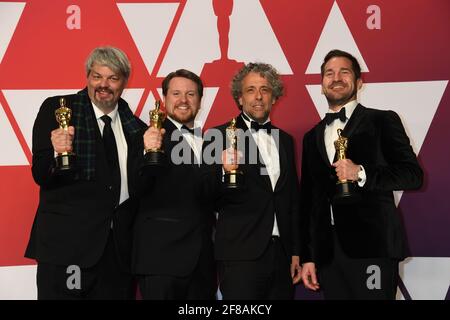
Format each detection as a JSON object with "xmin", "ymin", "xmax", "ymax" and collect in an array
[
  {"xmin": 51, "ymin": 126, "xmax": 74, "ymax": 154},
  {"xmin": 332, "ymin": 159, "xmax": 360, "ymax": 181},
  {"xmin": 222, "ymin": 148, "xmax": 241, "ymax": 172},
  {"xmin": 301, "ymin": 262, "xmax": 320, "ymax": 291},
  {"xmin": 144, "ymin": 127, "xmax": 165, "ymax": 151},
  {"xmin": 291, "ymin": 256, "xmax": 302, "ymax": 285}
]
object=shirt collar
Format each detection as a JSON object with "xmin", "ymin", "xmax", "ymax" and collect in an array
[
  {"xmin": 92, "ymin": 102, "xmax": 119, "ymax": 123},
  {"xmin": 327, "ymin": 100, "xmax": 358, "ymax": 120},
  {"xmin": 168, "ymin": 116, "xmax": 202, "ymax": 132},
  {"xmin": 241, "ymin": 111, "xmax": 271, "ymax": 129},
  {"xmin": 168, "ymin": 116, "xmax": 184, "ymax": 130}
]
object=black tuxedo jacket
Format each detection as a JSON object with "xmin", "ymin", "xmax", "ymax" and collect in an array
[
  {"xmin": 299, "ymin": 104, "xmax": 423, "ymax": 266},
  {"xmin": 132, "ymin": 120, "xmax": 215, "ymax": 277},
  {"xmin": 25, "ymin": 90, "xmax": 146, "ymax": 270},
  {"xmin": 206, "ymin": 115, "xmax": 300, "ymax": 262}
]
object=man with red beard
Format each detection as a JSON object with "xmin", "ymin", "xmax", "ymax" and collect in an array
[
  {"xmin": 25, "ymin": 46, "xmax": 146, "ymax": 299},
  {"xmin": 132, "ymin": 69, "xmax": 216, "ymax": 299},
  {"xmin": 299, "ymin": 49, "xmax": 423, "ymax": 299}
]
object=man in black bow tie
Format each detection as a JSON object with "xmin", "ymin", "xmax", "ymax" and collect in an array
[
  {"xmin": 299, "ymin": 49, "xmax": 423, "ymax": 299},
  {"xmin": 204, "ymin": 62, "xmax": 302, "ymax": 299},
  {"xmin": 132, "ymin": 69, "xmax": 216, "ymax": 299}
]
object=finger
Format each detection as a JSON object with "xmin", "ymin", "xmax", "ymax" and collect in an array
[
  {"xmin": 293, "ymin": 273, "xmax": 302, "ymax": 285},
  {"xmin": 310, "ymin": 271, "xmax": 319, "ymax": 287},
  {"xmin": 292, "ymin": 268, "xmax": 302, "ymax": 284},
  {"xmin": 303, "ymin": 275, "xmax": 315, "ymax": 290},
  {"xmin": 67, "ymin": 126, "xmax": 75, "ymax": 136}
]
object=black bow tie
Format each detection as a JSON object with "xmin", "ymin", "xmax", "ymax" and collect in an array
[
  {"xmin": 241, "ymin": 113, "xmax": 272, "ymax": 134},
  {"xmin": 324, "ymin": 107, "xmax": 346, "ymax": 125},
  {"xmin": 250, "ymin": 121, "xmax": 272, "ymax": 134},
  {"xmin": 181, "ymin": 125, "xmax": 200, "ymax": 136}
]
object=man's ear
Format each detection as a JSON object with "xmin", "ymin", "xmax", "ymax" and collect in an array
[{"xmin": 357, "ymin": 78, "xmax": 363, "ymax": 90}]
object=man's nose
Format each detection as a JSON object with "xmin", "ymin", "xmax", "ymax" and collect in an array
[
  {"xmin": 255, "ymin": 88, "xmax": 263, "ymax": 99},
  {"xmin": 332, "ymin": 72, "xmax": 342, "ymax": 81},
  {"xmin": 99, "ymin": 78, "xmax": 109, "ymax": 87}
]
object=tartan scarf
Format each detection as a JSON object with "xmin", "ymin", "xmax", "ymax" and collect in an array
[{"xmin": 72, "ymin": 88, "xmax": 143, "ymax": 180}]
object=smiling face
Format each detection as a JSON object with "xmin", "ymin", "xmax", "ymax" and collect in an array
[
  {"xmin": 321, "ymin": 56, "xmax": 362, "ymax": 110},
  {"xmin": 238, "ymin": 72, "xmax": 275, "ymax": 123},
  {"xmin": 164, "ymin": 76, "xmax": 201, "ymax": 128},
  {"xmin": 87, "ymin": 63, "xmax": 127, "ymax": 112}
]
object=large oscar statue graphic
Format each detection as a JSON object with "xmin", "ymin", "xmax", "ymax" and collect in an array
[
  {"xmin": 333, "ymin": 129, "xmax": 359, "ymax": 204},
  {"xmin": 201, "ymin": 0, "xmax": 244, "ymax": 78},
  {"xmin": 223, "ymin": 118, "xmax": 244, "ymax": 188},
  {"xmin": 54, "ymin": 97, "xmax": 75, "ymax": 172},
  {"xmin": 144, "ymin": 100, "xmax": 167, "ymax": 167}
]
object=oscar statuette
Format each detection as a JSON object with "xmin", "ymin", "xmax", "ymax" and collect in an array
[
  {"xmin": 54, "ymin": 98, "xmax": 75, "ymax": 172},
  {"xmin": 223, "ymin": 118, "xmax": 244, "ymax": 189},
  {"xmin": 144, "ymin": 100, "xmax": 167, "ymax": 167},
  {"xmin": 333, "ymin": 129, "xmax": 359, "ymax": 204}
]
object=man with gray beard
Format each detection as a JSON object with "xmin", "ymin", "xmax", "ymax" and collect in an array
[{"xmin": 26, "ymin": 46, "xmax": 146, "ymax": 299}]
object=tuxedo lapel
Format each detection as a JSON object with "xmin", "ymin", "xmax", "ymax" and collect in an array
[
  {"xmin": 163, "ymin": 119, "xmax": 178, "ymax": 152},
  {"xmin": 342, "ymin": 104, "xmax": 366, "ymax": 138},
  {"xmin": 236, "ymin": 114, "xmax": 272, "ymax": 191},
  {"xmin": 274, "ymin": 128, "xmax": 288, "ymax": 192},
  {"xmin": 315, "ymin": 120, "xmax": 330, "ymax": 166}
]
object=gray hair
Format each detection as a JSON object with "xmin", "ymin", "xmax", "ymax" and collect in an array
[
  {"xmin": 85, "ymin": 46, "xmax": 131, "ymax": 81},
  {"xmin": 231, "ymin": 62, "xmax": 284, "ymax": 109}
]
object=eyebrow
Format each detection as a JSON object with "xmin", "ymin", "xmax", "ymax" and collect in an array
[
  {"xmin": 324, "ymin": 67, "xmax": 352, "ymax": 73},
  {"xmin": 245, "ymin": 85, "xmax": 271, "ymax": 89},
  {"xmin": 92, "ymin": 72, "xmax": 119, "ymax": 78}
]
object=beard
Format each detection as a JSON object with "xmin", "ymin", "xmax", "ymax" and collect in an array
[
  {"xmin": 92, "ymin": 87, "xmax": 117, "ymax": 110},
  {"xmin": 94, "ymin": 99, "xmax": 116, "ymax": 110},
  {"xmin": 324, "ymin": 82, "xmax": 358, "ymax": 107},
  {"xmin": 169, "ymin": 105, "xmax": 198, "ymax": 125}
]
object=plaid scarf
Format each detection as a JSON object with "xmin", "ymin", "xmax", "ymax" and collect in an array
[{"xmin": 72, "ymin": 88, "xmax": 143, "ymax": 180}]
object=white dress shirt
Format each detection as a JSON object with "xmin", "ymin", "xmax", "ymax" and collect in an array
[
  {"xmin": 242, "ymin": 112, "xmax": 280, "ymax": 237},
  {"xmin": 324, "ymin": 100, "xmax": 366, "ymax": 224},
  {"xmin": 92, "ymin": 102, "xmax": 129, "ymax": 205},
  {"xmin": 167, "ymin": 117, "xmax": 203, "ymax": 165}
]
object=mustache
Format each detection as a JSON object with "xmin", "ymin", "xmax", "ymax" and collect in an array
[
  {"xmin": 175, "ymin": 104, "xmax": 192, "ymax": 108},
  {"xmin": 95, "ymin": 87, "xmax": 113, "ymax": 94},
  {"xmin": 329, "ymin": 81, "xmax": 346, "ymax": 88}
]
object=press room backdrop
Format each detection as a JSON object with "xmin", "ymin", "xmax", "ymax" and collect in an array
[{"xmin": 0, "ymin": 0, "xmax": 449, "ymax": 300}]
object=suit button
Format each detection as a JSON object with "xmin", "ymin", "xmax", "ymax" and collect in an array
[{"xmin": 108, "ymin": 185, "xmax": 113, "ymax": 190}]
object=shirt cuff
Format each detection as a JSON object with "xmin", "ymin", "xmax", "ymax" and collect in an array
[{"xmin": 357, "ymin": 165, "xmax": 366, "ymax": 187}]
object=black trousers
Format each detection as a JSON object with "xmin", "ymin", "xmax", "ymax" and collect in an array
[
  {"xmin": 138, "ymin": 241, "xmax": 216, "ymax": 300},
  {"xmin": 319, "ymin": 229, "xmax": 399, "ymax": 300},
  {"xmin": 218, "ymin": 236, "xmax": 294, "ymax": 300},
  {"xmin": 36, "ymin": 232, "xmax": 135, "ymax": 300}
]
